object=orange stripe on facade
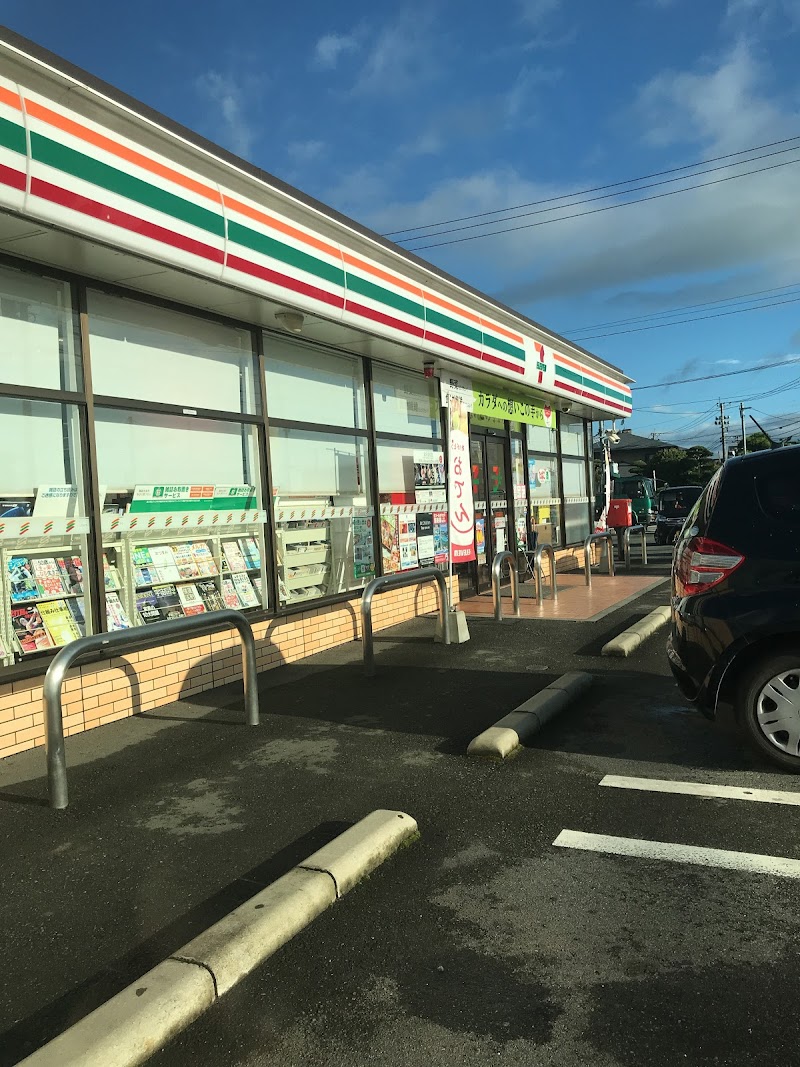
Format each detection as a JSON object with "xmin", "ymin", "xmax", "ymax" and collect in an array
[
  {"xmin": 0, "ymin": 85, "xmax": 22, "ymax": 111},
  {"xmin": 224, "ymin": 194, "xmax": 342, "ymax": 260},
  {"xmin": 23, "ymin": 97, "xmax": 222, "ymax": 205},
  {"xmin": 341, "ymin": 251, "xmax": 423, "ymax": 298},
  {"xmin": 478, "ymin": 316, "xmax": 524, "ymax": 344},
  {"xmin": 555, "ymin": 351, "xmax": 632, "ymax": 394}
]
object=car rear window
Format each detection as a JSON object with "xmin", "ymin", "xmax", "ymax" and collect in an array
[
  {"xmin": 756, "ymin": 468, "xmax": 800, "ymax": 523},
  {"xmin": 659, "ymin": 488, "xmax": 702, "ymax": 516}
]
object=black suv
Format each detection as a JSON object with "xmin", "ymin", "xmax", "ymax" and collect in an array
[
  {"xmin": 654, "ymin": 485, "xmax": 703, "ymax": 546},
  {"xmin": 667, "ymin": 445, "xmax": 800, "ymax": 771}
]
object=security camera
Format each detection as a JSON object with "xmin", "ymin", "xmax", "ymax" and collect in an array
[
  {"xmin": 607, "ymin": 430, "xmax": 620, "ymax": 445},
  {"xmin": 559, "ymin": 401, "xmax": 572, "ymax": 414}
]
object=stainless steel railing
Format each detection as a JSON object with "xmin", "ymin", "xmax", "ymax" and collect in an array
[
  {"xmin": 534, "ymin": 543, "xmax": 558, "ymax": 601},
  {"xmin": 43, "ymin": 609, "xmax": 259, "ymax": 810},
  {"xmin": 361, "ymin": 568, "xmax": 450, "ymax": 677},
  {"xmin": 583, "ymin": 531, "xmax": 616, "ymax": 586},
  {"xmin": 623, "ymin": 525, "xmax": 649, "ymax": 570},
  {"xmin": 491, "ymin": 551, "xmax": 520, "ymax": 621}
]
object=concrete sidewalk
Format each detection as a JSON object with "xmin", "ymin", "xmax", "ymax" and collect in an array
[{"xmin": 0, "ymin": 560, "xmax": 674, "ymax": 1065}]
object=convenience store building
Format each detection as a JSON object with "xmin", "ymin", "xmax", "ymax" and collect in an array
[{"xmin": 0, "ymin": 28, "xmax": 633, "ymax": 759}]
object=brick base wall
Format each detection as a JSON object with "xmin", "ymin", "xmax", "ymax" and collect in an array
[{"xmin": 0, "ymin": 576, "xmax": 460, "ymax": 761}]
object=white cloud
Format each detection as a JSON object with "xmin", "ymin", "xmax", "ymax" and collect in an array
[
  {"xmin": 194, "ymin": 71, "xmax": 259, "ymax": 158},
  {"xmin": 286, "ymin": 139, "xmax": 326, "ymax": 163},
  {"xmin": 518, "ymin": 0, "xmax": 561, "ymax": 23},
  {"xmin": 349, "ymin": 9, "xmax": 439, "ymax": 97},
  {"xmin": 503, "ymin": 65, "xmax": 555, "ymax": 125},
  {"xmin": 726, "ymin": 0, "xmax": 800, "ymax": 29},
  {"xmin": 312, "ymin": 32, "xmax": 360, "ymax": 70}
]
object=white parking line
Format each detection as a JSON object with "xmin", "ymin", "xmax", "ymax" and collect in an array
[
  {"xmin": 553, "ymin": 829, "xmax": 800, "ymax": 879},
  {"xmin": 599, "ymin": 775, "xmax": 800, "ymax": 807}
]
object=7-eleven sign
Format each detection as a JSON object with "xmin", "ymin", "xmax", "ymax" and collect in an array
[{"xmin": 534, "ymin": 341, "xmax": 547, "ymax": 384}]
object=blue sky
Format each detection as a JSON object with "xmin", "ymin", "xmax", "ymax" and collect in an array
[{"xmin": 3, "ymin": 0, "xmax": 800, "ymax": 452}]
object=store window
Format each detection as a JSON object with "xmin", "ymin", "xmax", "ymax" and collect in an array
[
  {"xmin": 0, "ymin": 398, "xmax": 93, "ymax": 666},
  {"xmin": 372, "ymin": 364, "xmax": 440, "ymax": 437},
  {"xmin": 562, "ymin": 456, "xmax": 591, "ymax": 544},
  {"xmin": 95, "ymin": 409, "xmax": 266, "ymax": 627},
  {"xmin": 87, "ymin": 291, "xmax": 258, "ymax": 414},
  {"xmin": 560, "ymin": 415, "xmax": 587, "ymax": 457},
  {"xmin": 0, "ymin": 264, "xmax": 81, "ymax": 392},
  {"xmin": 271, "ymin": 428, "xmax": 374, "ymax": 605},
  {"xmin": 263, "ymin": 335, "xmax": 366, "ymax": 429},
  {"xmin": 526, "ymin": 422, "xmax": 561, "ymax": 548}
]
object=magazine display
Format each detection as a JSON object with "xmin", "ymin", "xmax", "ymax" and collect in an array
[
  {"xmin": 238, "ymin": 537, "xmax": 261, "ymax": 570},
  {"xmin": 38, "ymin": 599, "xmax": 82, "ymax": 645},
  {"xmin": 221, "ymin": 578, "xmax": 241, "ymax": 609},
  {"xmin": 136, "ymin": 590, "xmax": 161, "ymax": 624},
  {"xmin": 196, "ymin": 579, "xmax": 224, "ymax": 612},
  {"xmin": 222, "ymin": 541, "xmax": 248, "ymax": 574},
  {"xmin": 231, "ymin": 572, "xmax": 259, "ymax": 608},
  {"xmin": 8, "ymin": 557, "xmax": 41, "ymax": 602},
  {"xmin": 31, "ymin": 558, "xmax": 68, "ymax": 598},
  {"xmin": 191, "ymin": 542, "xmax": 218, "ymax": 576},
  {"xmin": 152, "ymin": 584, "xmax": 184, "ymax": 620},
  {"xmin": 177, "ymin": 583, "xmax": 206, "ymax": 616},
  {"xmin": 105, "ymin": 592, "xmax": 132, "ymax": 630},
  {"xmin": 11, "ymin": 605, "xmax": 53, "ymax": 653}
]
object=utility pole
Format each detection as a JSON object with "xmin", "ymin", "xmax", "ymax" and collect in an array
[
  {"xmin": 714, "ymin": 401, "xmax": 730, "ymax": 460},
  {"xmin": 739, "ymin": 403, "xmax": 749, "ymax": 454}
]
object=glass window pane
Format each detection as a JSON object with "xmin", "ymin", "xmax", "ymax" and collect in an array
[
  {"xmin": 271, "ymin": 427, "xmax": 373, "ymax": 605},
  {"xmin": 0, "ymin": 264, "xmax": 81, "ymax": 391},
  {"xmin": 372, "ymin": 364, "xmax": 440, "ymax": 437},
  {"xmin": 377, "ymin": 442, "xmax": 445, "ymax": 504},
  {"xmin": 564, "ymin": 503, "xmax": 590, "ymax": 544},
  {"xmin": 526, "ymin": 420, "xmax": 557, "ymax": 454},
  {"xmin": 560, "ymin": 415, "xmax": 587, "ymax": 457},
  {"xmin": 95, "ymin": 408, "xmax": 267, "ymax": 624},
  {"xmin": 562, "ymin": 455, "xmax": 589, "ymax": 544},
  {"xmin": 562, "ymin": 456, "xmax": 588, "ymax": 497},
  {"xmin": 263, "ymin": 335, "xmax": 366, "ymax": 428},
  {"xmin": 88, "ymin": 291, "xmax": 258, "ymax": 414},
  {"xmin": 0, "ymin": 398, "xmax": 87, "ymax": 509}
]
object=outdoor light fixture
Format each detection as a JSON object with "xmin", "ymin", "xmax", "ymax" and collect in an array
[
  {"xmin": 423, "ymin": 361, "xmax": 436, "ymax": 378},
  {"xmin": 275, "ymin": 309, "xmax": 305, "ymax": 334}
]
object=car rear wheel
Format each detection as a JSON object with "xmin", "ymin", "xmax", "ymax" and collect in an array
[{"xmin": 737, "ymin": 653, "xmax": 800, "ymax": 771}]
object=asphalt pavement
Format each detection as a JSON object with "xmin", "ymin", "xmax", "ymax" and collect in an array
[{"xmin": 3, "ymin": 542, "xmax": 800, "ymax": 1066}]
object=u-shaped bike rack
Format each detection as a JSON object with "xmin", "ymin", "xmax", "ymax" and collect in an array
[{"xmin": 361, "ymin": 567, "xmax": 450, "ymax": 676}]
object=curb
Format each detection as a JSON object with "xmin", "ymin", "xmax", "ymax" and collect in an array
[
  {"xmin": 467, "ymin": 672, "xmax": 592, "ymax": 760},
  {"xmin": 601, "ymin": 605, "xmax": 671, "ymax": 657},
  {"xmin": 19, "ymin": 810, "xmax": 418, "ymax": 1067}
]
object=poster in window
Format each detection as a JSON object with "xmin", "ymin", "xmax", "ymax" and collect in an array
[
  {"xmin": 381, "ymin": 515, "xmax": 400, "ymax": 574},
  {"xmin": 413, "ymin": 449, "xmax": 446, "ymax": 506},
  {"xmin": 475, "ymin": 517, "xmax": 486, "ymax": 561},
  {"xmin": 416, "ymin": 513, "xmax": 434, "ymax": 566},
  {"xmin": 352, "ymin": 516, "xmax": 376, "ymax": 579},
  {"xmin": 433, "ymin": 511, "xmax": 449, "ymax": 564},
  {"xmin": 399, "ymin": 516, "xmax": 419, "ymax": 570}
]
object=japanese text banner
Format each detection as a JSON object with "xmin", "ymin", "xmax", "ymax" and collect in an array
[{"xmin": 447, "ymin": 389, "xmax": 476, "ymax": 563}]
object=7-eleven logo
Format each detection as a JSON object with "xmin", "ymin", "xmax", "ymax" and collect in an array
[{"xmin": 534, "ymin": 341, "xmax": 547, "ymax": 384}]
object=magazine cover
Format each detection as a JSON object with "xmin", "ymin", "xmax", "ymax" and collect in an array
[
  {"xmin": 177, "ymin": 583, "xmax": 206, "ymax": 616},
  {"xmin": 197, "ymin": 579, "xmax": 225, "ymax": 612},
  {"xmin": 152, "ymin": 583, "xmax": 182, "ymax": 610},
  {"xmin": 191, "ymin": 541, "xmax": 218, "ymax": 576},
  {"xmin": 253, "ymin": 576, "xmax": 263, "ymax": 597},
  {"xmin": 232, "ymin": 572, "xmax": 259, "ymax": 608},
  {"xmin": 148, "ymin": 546, "xmax": 182, "ymax": 582},
  {"xmin": 68, "ymin": 597, "xmax": 86, "ymax": 636},
  {"xmin": 31, "ymin": 557, "xmax": 69, "ymax": 597},
  {"xmin": 57, "ymin": 555, "xmax": 84, "ymax": 594},
  {"xmin": 222, "ymin": 541, "xmax": 248, "ymax": 574},
  {"xmin": 380, "ymin": 516, "xmax": 401, "ymax": 574},
  {"xmin": 221, "ymin": 577, "xmax": 242, "ymax": 609},
  {"xmin": 136, "ymin": 591, "xmax": 161, "ymax": 624},
  {"xmin": 8, "ymin": 557, "xmax": 39, "ymax": 602},
  {"xmin": 238, "ymin": 537, "xmax": 261, "ymax": 570},
  {"xmin": 132, "ymin": 546, "xmax": 154, "ymax": 566},
  {"xmin": 105, "ymin": 592, "xmax": 133, "ymax": 630},
  {"xmin": 135, "ymin": 565, "xmax": 162, "ymax": 587},
  {"xmin": 11, "ymin": 605, "xmax": 53, "ymax": 653},
  {"xmin": 102, "ymin": 553, "xmax": 123, "ymax": 591},
  {"xmin": 39, "ymin": 599, "xmax": 82, "ymax": 646},
  {"xmin": 171, "ymin": 543, "xmax": 200, "ymax": 580}
]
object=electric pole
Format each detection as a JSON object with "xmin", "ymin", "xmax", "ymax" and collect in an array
[
  {"xmin": 739, "ymin": 403, "xmax": 750, "ymax": 454},
  {"xmin": 715, "ymin": 401, "xmax": 730, "ymax": 460}
]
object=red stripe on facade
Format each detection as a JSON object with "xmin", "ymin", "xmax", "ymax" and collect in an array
[
  {"xmin": 228, "ymin": 253, "xmax": 344, "ymax": 310},
  {"xmin": 0, "ymin": 163, "xmax": 26, "ymax": 192},
  {"xmin": 425, "ymin": 330, "xmax": 483, "ymax": 362},
  {"xmin": 481, "ymin": 350, "xmax": 525, "ymax": 375},
  {"xmin": 29, "ymin": 176, "xmax": 225, "ymax": 264},
  {"xmin": 345, "ymin": 300, "xmax": 425, "ymax": 339},
  {"xmin": 554, "ymin": 378, "xmax": 632, "ymax": 414}
]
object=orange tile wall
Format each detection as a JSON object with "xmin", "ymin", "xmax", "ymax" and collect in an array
[{"xmin": 0, "ymin": 576, "xmax": 460, "ymax": 760}]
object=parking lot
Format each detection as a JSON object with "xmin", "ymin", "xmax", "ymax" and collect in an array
[{"xmin": 3, "ymin": 543, "xmax": 800, "ymax": 1067}]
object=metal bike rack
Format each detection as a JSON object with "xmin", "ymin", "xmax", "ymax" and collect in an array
[
  {"xmin": 43, "ymin": 609, "xmax": 259, "ymax": 810},
  {"xmin": 361, "ymin": 567, "xmax": 450, "ymax": 677},
  {"xmin": 623, "ymin": 524, "xmax": 648, "ymax": 570},
  {"xmin": 534, "ymin": 543, "xmax": 558, "ymax": 602},
  {"xmin": 491, "ymin": 550, "xmax": 521, "ymax": 621},
  {"xmin": 583, "ymin": 531, "xmax": 616, "ymax": 586}
]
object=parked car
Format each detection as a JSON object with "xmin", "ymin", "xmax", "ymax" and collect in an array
[
  {"xmin": 654, "ymin": 485, "xmax": 703, "ymax": 545},
  {"xmin": 667, "ymin": 445, "xmax": 800, "ymax": 771}
]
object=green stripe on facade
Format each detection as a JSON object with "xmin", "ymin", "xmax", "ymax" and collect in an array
[
  {"xmin": 0, "ymin": 115, "xmax": 26, "ymax": 156},
  {"xmin": 228, "ymin": 220, "xmax": 345, "ymax": 288},
  {"xmin": 555, "ymin": 362, "xmax": 631, "ymax": 405},
  {"xmin": 483, "ymin": 332, "xmax": 525, "ymax": 361},
  {"xmin": 556, "ymin": 364, "xmax": 583, "ymax": 386},
  {"xmin": 345, "ymin": 272, "xmax": 423, "ymax": 319},
  {"xmin": 425, "ymin": 307, "xmax": 482, "ymax": 345},
  {"xmin": 31, "ymin": 132, "xmax": 225, "ymax": 237}
]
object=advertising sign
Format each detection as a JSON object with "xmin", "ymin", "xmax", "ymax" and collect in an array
[
  {"xmin": 433, "ymin": 511, "xmax": 448, "ymax": 564},
  {"xmin": 445, "ymin": 386, "xmax": 476, "ymax": 563},
  {"xmin": 413, "ymin": 449, "xmax": 446, "ymax": 506},
  {"xmin": 352, "ymin": 516, "xmax": 375, "ymax": 579},
  {"xmin": 398, "ymin": 516, "xmax": 419, "ymax": 570},
  {"xmin": 416, "ymin": 513, "xmax": 435, "ymax": 566},
  {"xmin": 130, "ymin": 485, "xmax": 258, "ymax": 513},
  {"xmin": 380, "ymin": 515, "xmax": 400, "ymax": 574}
]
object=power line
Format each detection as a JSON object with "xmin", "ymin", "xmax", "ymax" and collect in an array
[
  {"xmin": 576, "ymin": 291, "xmax": 800, "ymax": 341},
  {"xmin": 566, "ymin": 281, "xmax": 800, "ymax": 335},
  {"xmin": 382, "ymin": 133, "xmax": 800, "ymax": 237},
  {"xmin": 632, "ymin": 356, "xmax": 800, "ymax": 391},
  {"xmin": 404, "ymin": 154, "xmax": 800, "ymax": 251}
]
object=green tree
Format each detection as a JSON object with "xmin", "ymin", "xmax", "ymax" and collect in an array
[
  {"xmin": 731, "ymin": 431, "xmax": 772, "ymax": 453},
  {"xmin": 630, "ymin": 445, "xmax": 717, "ymax": 487}
]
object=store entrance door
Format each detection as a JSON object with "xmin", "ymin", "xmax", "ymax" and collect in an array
[{"xmin": 470, "ymin": 430, "xmax": 511, "ymax": 594}]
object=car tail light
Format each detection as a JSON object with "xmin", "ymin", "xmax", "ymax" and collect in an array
[{"xmin": 675, "ymin": 536, "xmax": 744, "ymax": 596}]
